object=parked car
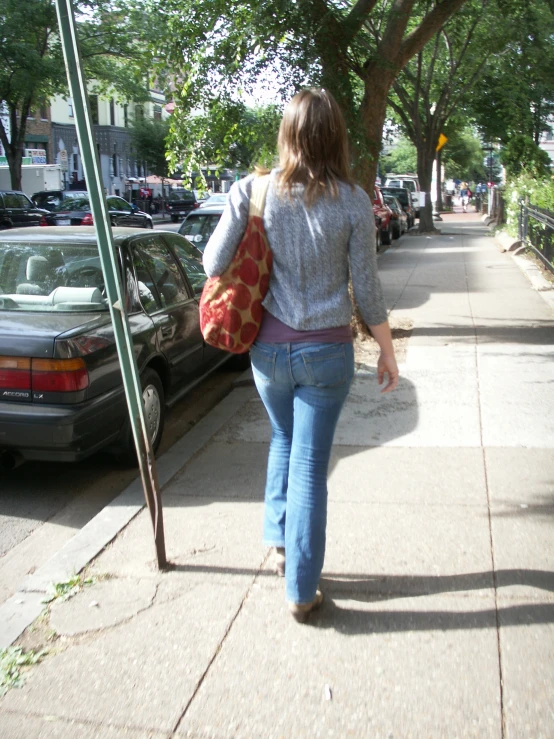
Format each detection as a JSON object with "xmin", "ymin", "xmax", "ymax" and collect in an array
[
  {"xmin": 383, "ymin": 194, "xmax": 408, "ymax": 238},
  {"xmin": 31, "ymin": 190, "xmax": 88, "ymax": 212},
  {"xmin": 373, "ymin": 185, "xmax": 394, "ymax": 246},
  {"xmin": 42, "ymin": 196, "xmax": 153, "ymax": 229},
  {"xmin": 0, "ymin": 191, "xmax": 50, "ymax": 230},
  {"xmin": 374, "ymin": 214, "xmax": 382, "ymax": 250},
  {"xmin": 178, "ymin": 204, "xmax": 225, "ymax": 252},
  {"xmin": 384, "ymin": 174, "xmax": 421, "ymax": 217},
  {"xmin": 380, "ymin": 186, "xmax": 415, "ymax": 228},
  {"xmin": 0, "ymin": 226, "xmax": 232, "ymax": 465},
  {"xmin": 199, "ymin": 193, "xmax": 229, "ymax": 208},
  {"xmin": 166, "ymin": 189, "xmax": 199, "ymax": 222}
]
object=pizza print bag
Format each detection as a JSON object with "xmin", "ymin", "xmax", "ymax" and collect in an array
[{"xmin": 199, "ymin": 175, "xmax": 272, "ymax": 354}]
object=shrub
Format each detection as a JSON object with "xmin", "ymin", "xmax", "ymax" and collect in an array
[{"xmin": 504, "ymin": 172, "xmax": 554, "ymax": 236}]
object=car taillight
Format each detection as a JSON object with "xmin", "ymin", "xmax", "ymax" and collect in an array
[
  {"xmin": 0, "ymin": 357, "xmax": 31, "ymax": 390},
  {"xmin": 193, "ymin": 203, "xmax": 200, "ymax": 209},
  {"xmin": 32, "ymin": 358, "xmax": 89, "ymax": 392},
  {"xmin": 40, "ymin": 215, "xmax": 49, "ymax": 226},
  {"xmin": 81, "ymin": 213, "xmax": 94, "ymax": 225}
]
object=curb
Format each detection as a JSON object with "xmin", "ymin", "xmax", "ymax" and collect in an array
[
  {"xmin": 495, "ymin": 230, "xmax": 521, "ymax": 253},
  {"xmin": 0, "ymin": 386, "xmax": 255, "ymax": 648},
  {"xmin": 493, "ymin": 230, "xmax": 554, "ymax": 312},
  {"xmin": 510, "ymin": 252, "xmax": 554, "ymax": 311}
]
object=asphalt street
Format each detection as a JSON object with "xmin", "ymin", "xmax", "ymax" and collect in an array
[{"xmin": 0, "ymin": 364, "xmax": 243, "ymax": 611}]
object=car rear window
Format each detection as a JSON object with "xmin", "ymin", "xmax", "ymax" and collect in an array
[
  {"xmin": 169, "ymin": 190, "xmax": 196, "ymax": 202},
  {"xmin": 0, "ymin": 242, "xmax": 108, "ymax": 312},
  {"xmin": 178, "ymin": 212, "xmax": 222, "ymax": 252},
  {"xmin": 382, "ymin": 189, "xmax": 409, "ymax": 205},
  {"xmin": 34, "ymin": 193, "xmax": 62, "ymax": 208},
  {"xmin": 53, "ymin": 198, "xmax": 90, "ymax": 212}
]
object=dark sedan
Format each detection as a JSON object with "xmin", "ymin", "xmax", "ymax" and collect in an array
[
  {"xmin": 0, "ymin": 227, "xmax": 231, "ymax": 465},
  {"xmin": 383, "ymin": 194, "xmax": 409, "ymax": 238},
  {"xmin": 42, "ymin": 195, "xmax": 153, "ymax": 229},
  {"xmin": 32, "ymin": 190, "xmax": 88, "ymax": 212},
  {"xmin": 380, "ymin": 186, "xmax": 415, "ymax": 228}
]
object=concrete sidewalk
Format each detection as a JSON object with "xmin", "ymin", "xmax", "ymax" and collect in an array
[{"xmin": 1, "ymin": 214, "xmax": 554, "ymax": 738}]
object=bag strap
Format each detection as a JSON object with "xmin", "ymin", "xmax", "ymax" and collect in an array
[{"xmin": 248, "ymin": 174, "xmax": 271, "ymax": 218}]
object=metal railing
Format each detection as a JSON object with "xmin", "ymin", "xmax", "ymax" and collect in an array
[{"xmin": 518, "ymin": 200, "xmax": 554, "ymax": 274}]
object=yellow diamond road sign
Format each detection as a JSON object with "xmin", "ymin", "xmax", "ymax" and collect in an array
[{"xmin": 436, "ymin": 133, "xmax": 448, "ymax": 152}]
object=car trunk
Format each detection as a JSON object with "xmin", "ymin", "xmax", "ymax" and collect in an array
[
  {"xmin": 0, "ymin": 312, "xmax": 105, "ymax": 357},
  {"xmin": 52, "ymin": 211, "xmax": 85, "ymax": 226},
  {"xmin": 0, "ymin": 312, "xmax": 112, "ymax": 405}
]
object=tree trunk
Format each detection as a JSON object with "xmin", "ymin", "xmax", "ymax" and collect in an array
[
  {"xmin": 1, "ymin": 102, "xmax": 31, "ymax": 191},
  {"xmin": 358, "ymin": 69, "xmax": 395, "ymax": 193},
  {"xmin": 417, "ymin": 142, "xmax": 438, "ymax": 233},
  {"xmin": 5, "ymin": 139, "xmax": 24, "ymax": 191},
  {"xmin": 436, "ymin": 149, "xmax": 443, "ymax": 211}
]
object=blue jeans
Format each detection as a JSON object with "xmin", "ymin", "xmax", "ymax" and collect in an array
[{"xmin": 250, "ymin": 341, "xmax": 354, "ymax": 605}]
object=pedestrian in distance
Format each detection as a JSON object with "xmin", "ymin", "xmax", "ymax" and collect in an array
[
  {"xmin": 460, "ymin": 180, "xmax": 469, "ymax": 212},
  {"xmin": 203, "ymin": 88, "xmax": 399, "ymax": 623}
]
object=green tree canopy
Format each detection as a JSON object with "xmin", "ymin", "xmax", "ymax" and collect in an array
[
  {"xmin": 381, "ymin": 138, "xmax": 418, "ymax": 179},
  {"xmin": 168, "ymin": 101, "xmax": 281, "ymax": 177},
  {"xmin": 386, "ymin": 0, "xmax": 512, "ymax": 229},
  {"xmin": 129, "ymin": 117, "xmax": 171, "ymax": 180},
  {"xmin": 138, "ymin": 0, "xmax": 472, "ymax": 194},
  {"xmin": 469, "ymin": 0, "xmax": 554, "ymax": 146},
  {"xmin": 0, "ymin": 0, "xmax": 153, "ymax": 189},
  {"xmin": 500, "ymin": 134, "xmax": 552, "ymax": 179},
  {"xmin": 441, "ymin": 123, "xmax": 486, "ymax": 182}
]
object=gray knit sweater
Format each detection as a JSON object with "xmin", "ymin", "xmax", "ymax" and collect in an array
[{"xmin": 202, "ymin": 169, "xmax": 388, "ymax": 330}]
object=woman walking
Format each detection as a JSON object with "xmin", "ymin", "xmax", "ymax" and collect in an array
[{"xmin": 203, "ymin": 88, "xmax": 399, "ymax": 622}]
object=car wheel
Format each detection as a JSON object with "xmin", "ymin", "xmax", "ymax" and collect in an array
[
  {"xmin": 171, "ymin": 215, "xmax": 178, "ymax": 223},
  {"xmin": 118, "ymin": 368, "xmax": 165, "ymax": 465},
  {"xmin": 381, "ymin": 223, "xmax": 393, "ymax": 245}
]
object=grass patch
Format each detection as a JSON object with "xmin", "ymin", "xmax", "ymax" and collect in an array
[
  {"xmin": 0, "ymin": 646, "xmax": 47, "ymax": 696},
  {"xmin": 42, "ymin": 574, "xmax": 96, "ymax": 605}
]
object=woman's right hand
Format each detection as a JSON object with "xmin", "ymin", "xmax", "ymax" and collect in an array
[{"xmin": 377, "ymin": 352, "xmax": 399, "ymax": 393}]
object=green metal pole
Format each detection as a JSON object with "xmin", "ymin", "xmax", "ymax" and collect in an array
[{"xmin": 55, "ymin": 0, "xmax": 167, "ymax": 568}]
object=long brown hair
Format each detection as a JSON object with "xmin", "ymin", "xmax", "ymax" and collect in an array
[{"xmin": 277, "ymin": 88, "xmax": 353, "ymax": 206}]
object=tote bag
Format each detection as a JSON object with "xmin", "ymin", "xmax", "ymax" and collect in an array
[{"xmin": 199, "ymin": 175, "xmax": 272, "ymax": 354}]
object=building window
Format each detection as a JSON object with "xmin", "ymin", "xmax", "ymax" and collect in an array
[
  {"xmin": 110, "ymin": 98, "xmax": 115, "ymax": 126},
  {"xmin": 153, "ymin": 105, "xmax": 162, "ymax": 121},
  {"xmin": 40, "ymin": 104, "xmax": 48, "ymax": 120},
  {"xmin": 68, "ymin": 99, "xmax": 74, "ymax": 118},
  {"xmin": 89, "ymin": 95, "xmax": 99, "ymax": 125},
  {"xmin": 135, "ymin": 105, "xmax": 144, "ymax": 121},
  {"xmin": 124, "ymin": 104, "xmax": 128, "ymax": 128},
  {"xmin": 546, "ymin": 130, "xmax": 553, "ymax": 141},
  {"xmin": 73, "ymin": 153, "xmax": 78, "ymax": 171}
]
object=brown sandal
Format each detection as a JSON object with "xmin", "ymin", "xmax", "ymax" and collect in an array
[{"xmin": 288, "ymin": 589, "xmax": 324, "ymax": 623}]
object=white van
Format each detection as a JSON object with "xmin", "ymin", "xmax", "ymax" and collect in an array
[{"xmin": 385, "ymin": 175, "xmax": 420, "ymax": 217}]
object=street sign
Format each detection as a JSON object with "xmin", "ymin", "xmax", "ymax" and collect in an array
[
  {"xmin": 55, "ymin": 0, "xmax": 167, "ymax": 568},
  {"xmin": 436, "ymin": 133, "xmax": 448, "ymax": 152},
  {"xmin": 59, "ymin": 149, "xmax": 68, "ymax": 171}
]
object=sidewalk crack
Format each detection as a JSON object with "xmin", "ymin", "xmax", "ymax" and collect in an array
[
  {"xmin": 463, "ymin": 240, "xmax": 506, "ymax": 739},
  {"xmin": 170, "ymin": 550, "xmax": 271, "ymax": 734}
]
